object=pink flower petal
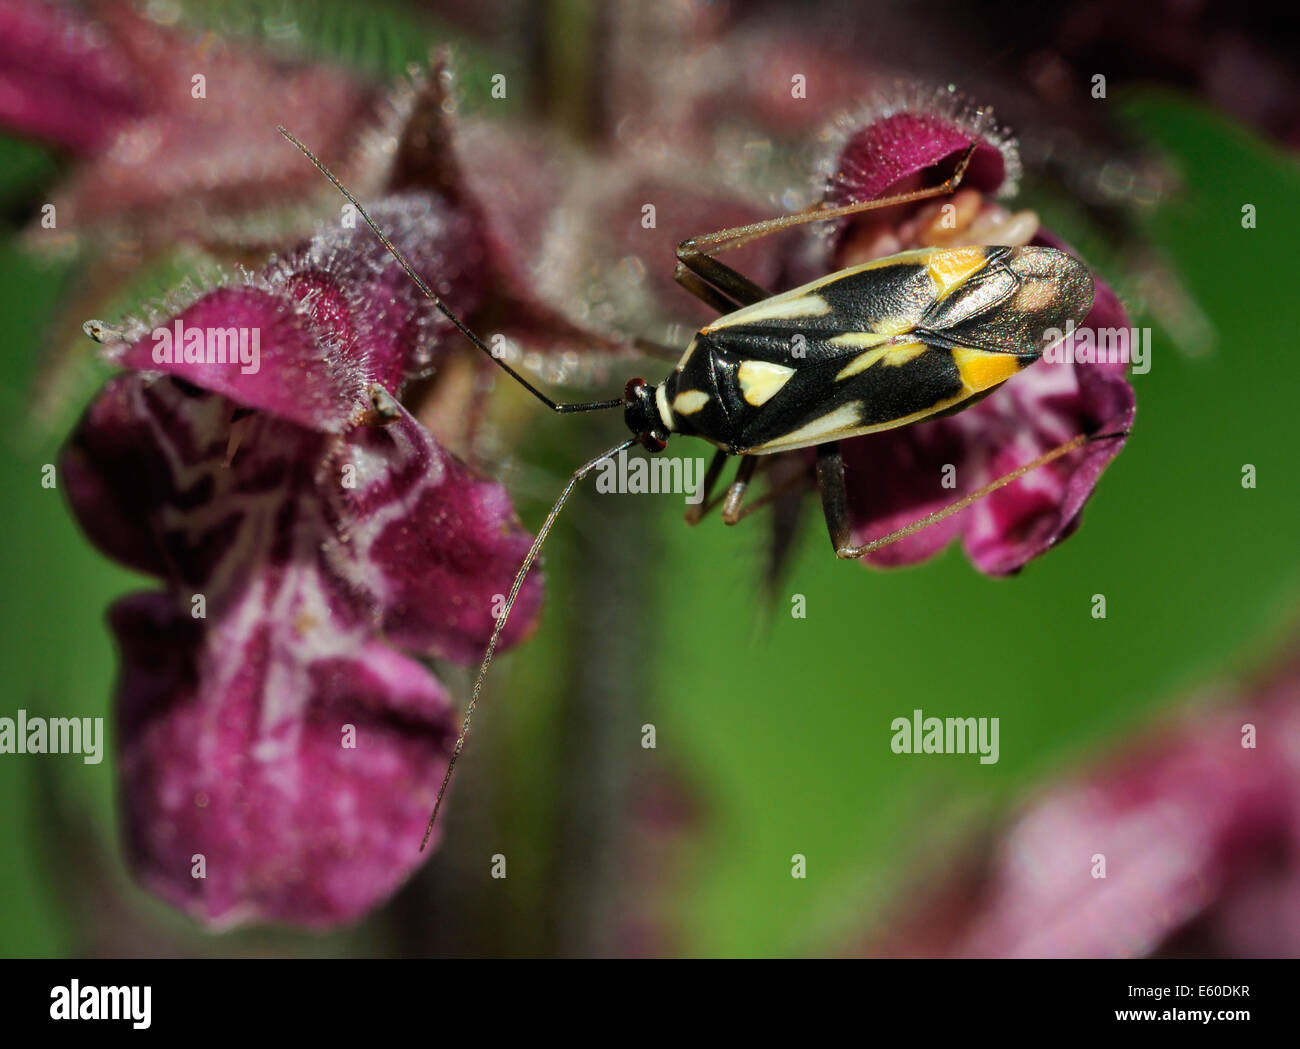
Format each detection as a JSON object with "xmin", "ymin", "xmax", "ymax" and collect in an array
[
  {"xmin": 63, "ymin": 374, "xmax": 540, "ymax": 665},
  {"xmin": 36, "ymin": 1, "xmax": 376, "ymax": 237},
  {"xmin": 333, "ymin": 409, "xmax": 541, "ymax": 664},
  {"xmin": 956, "ymin": 692, "xmax": 1297, "ymax": 958},
  {"xmin": 106, "ymin": 194, "xmax": 483, "ymax": 432},
  {"xmin": 824, "ymin": 108, "xmax": 1010, "ymax": 209},
  {"xmin": 112, "ymin": 591, "xmax": 455, "ymax": 929},
  {"xmin": 0, "ymin": 0, "xmax": 147, "ymax": 153}
]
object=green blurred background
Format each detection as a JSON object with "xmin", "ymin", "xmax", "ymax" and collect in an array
[{"xmin": 1, "ymin": 0, "xmax": 1298, "ymax": 957}]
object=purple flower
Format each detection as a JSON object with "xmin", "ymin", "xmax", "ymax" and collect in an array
[
  {"xmin": 2, "ymin": 11, "xmax": 641, "ymax": 927},
  {"xmin": 813, "ymin": 95, "xmax": 1135, "ymax": 574},
  {"xmin": 61, "ymin": 197, "xmax": 542, "ymax": 929},
  {"xmin": 870, "ymin": 651, "xmax": 1300, "ymax": 959},
  {"xmin": 0, "ymin": 0, "xmax": 148, "ymax": 154},
  {"xmin": 0, "ymin": 0, "xmax": 377, "ymax": 241},
  {"xmin": 1, "ymin": 7, "xmax": 632, "ymax": 436}
]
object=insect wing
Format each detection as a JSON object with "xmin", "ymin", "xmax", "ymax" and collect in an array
[
  {"xmin": 918, "ymin": 245, "xmax": 1095, "ymax": 354},
  {"xmin": 690, "ymin": 246, "xmax": 1095, "ymax": 453}
]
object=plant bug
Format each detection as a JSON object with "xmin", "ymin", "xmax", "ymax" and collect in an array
[{"xmin": 277, "ymin": 126, "xmax": 1127, "ymax": 849}]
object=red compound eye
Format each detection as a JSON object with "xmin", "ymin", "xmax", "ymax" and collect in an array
[
  {"xmin": 624, "ymin": 377, "xmax": 646, "ymax": 402},
  {"xmin": 640, "ymin": 433, "xmax": 666, "ymax": 453}
]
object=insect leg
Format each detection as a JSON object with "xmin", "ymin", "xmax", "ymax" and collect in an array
[
  {"xmin": 674, "ymin": 254, "xmax": 771, "ymax": 308},
  {"xmin": 720, "ymin": 456, "xmax": 760, "ymax": 525},
  {"xmin": 421, "ymin": 436, "xmax": 638, "ymax": 849},
  {"xmin": 690, "ymin": 453, "xmax": 814, "ymax": 526},
  {"xmin": 674, "ymin": 142, "xmax": 978, "ymax": 314},
  {"xmin": 678, "ymin": 142, "xmax": 977, "ymax": 263},
  {"xmin": 684, "ymin": 448, "xmax": 730, "ymax": 525},
  {"xmin": 674, "ymin": 262, "xmax": 748, "ymax": 313},
  {"xmin": 725, "ymin": 454, "xmax": 816, "ymax": 524},
  {"xmin": 817, "ymin": 431, "xmax": 1129, "ymax": 559},
  {"xmin": 815, "ymin": 443, "xmax": 854, "ymax": 554}
]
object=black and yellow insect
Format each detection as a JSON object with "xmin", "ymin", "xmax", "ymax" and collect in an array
[
  {"xmin": 626, "ymin": 240, "xmax": 1094, "ymax": 552},
  {"xmin": 278, "ymin": 130, "xmax": 1119, "ymax": 845}
]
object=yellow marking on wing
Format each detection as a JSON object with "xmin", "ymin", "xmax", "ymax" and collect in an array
[
  {"xmin": 747, "ymin": 389, "xmax": 970, "ymax": 454},
  {"xmin": 881, "ymin": 342, "xmax": 928, "ymax": 367},
  {"xmin": 873, "ymin": 314, "xmax": 916, "ymax": 337},
  {"xmin": 737, "ymin": 360, "xmax": 796, "ymax": 406},
  {"xmin": 749, "ymin": 402, "xmax": 862, "ymax": 452},
  {"xmin": 828, "ymin": 331, "xmax": 891, "ymax": 351},
  {"xmin": 833, "ymin": 339, "xmax": 928, "ymax": 381},
  {"xmin": 705, "ymin": 293, "xmax": 830, "ymax": 332},
  {"xmin": 672, "ymin": 389, "xmax": 711, "ymax": 415},
  {"xmin": 707, "ymin": 247, "xmax": 943, "ymax": 333},
  {"xmin": 825, "ymin": 314, "xmax": 921, "ymax": 371},
  {"xmin": 713, "ymin": 246, "xmax": 973, "ymax": 318},
  {"xmin": 951, "ymin": 347, "xmax": 1024, "ymax": 393},
  {"xmin": 748, "ymin": 346, "xmax": 1027, "ymax": 454},
  {"xmin": 927, "ymin": 247, "xmax": 989, "ymax": 300},
  {"xmin": 802, "ymin": 248, "xmax": 937, "ymax": 291},
  {"xmin": 835, "ymin": 346, "xmax": 889, "ymax": 381},
  {"xmin": 675, "ymin": 338, "xmax": 698, "ymax": 372},
  {"xmin": 830, "ymin": 332, "xmax": 889, "ymax": 381}
]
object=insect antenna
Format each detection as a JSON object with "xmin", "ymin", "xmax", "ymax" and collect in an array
[
  {"xmin": 421, "ymin": 435, "xmax": 638, "ymax": 850},
  {"xmin": 276, "ymin": 126, "xmax": 622, "ymax": 414}
]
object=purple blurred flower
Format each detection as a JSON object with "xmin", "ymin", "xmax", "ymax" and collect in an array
[
  {"xmin": 1, "ymin": 4, "xmax": 633, "ymax": 437},
  {"xmin": 2, "ymin": 5, "xmax": 645, "ymax": 929},
  {"xmin": 61, "ymin": 195, "xmax": 543, "ymax": 930},
  {"xmin": 0, "ymin": 0, "xmax": 148, "ymax": 154},
  {"xmin": 0, "ymin": 0, "xmax": 377, "ymax": 242},
  {"xmin": 870, "ymin": 653, "xmax": 1300, "ymax": 958}
]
